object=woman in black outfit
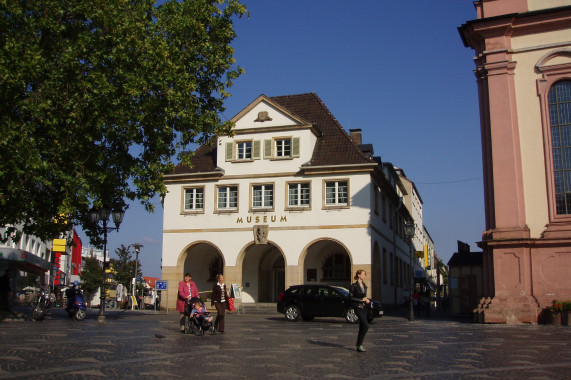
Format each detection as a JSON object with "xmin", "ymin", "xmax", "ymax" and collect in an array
[
  {"xmin": 211, "ymin": 274, "xmax": 230, "ymax": 333},
  {"xmin": 349, "ymin": 269, "xmax": 370, "ymax": 352}
]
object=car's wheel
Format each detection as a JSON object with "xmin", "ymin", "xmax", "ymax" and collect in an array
[
  {"xmin": 302, "ymin": 315, "xmax": 314, "ymax": 321},
  {"xmin": 75, "ymin": 309, "xmax": 86, "ymax": 321},
  {"xmin": 284, "ymin": 305, "xmax": 300, "ymax": 321},
  {"xmin": 344, "ymin": 307, "xmax": 359, "ymax": 324}
]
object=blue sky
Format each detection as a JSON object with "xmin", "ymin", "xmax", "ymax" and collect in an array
[{"xmin": 78, "ymin": 0, "xmax": 484, "ymax": 278}]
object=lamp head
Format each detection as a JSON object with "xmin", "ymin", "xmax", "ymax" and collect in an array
[
  {"xmin": 133, "ymin": 243, "xmax": 144, "ymax": 254},
  {"xmin": 404, "ymin": 221, "xmax": 416, "ymax": 239}
]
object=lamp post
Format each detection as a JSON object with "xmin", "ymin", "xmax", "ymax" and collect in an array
[
  {"xmin": 89, "ymin": 207, "xmax": 125, "ymax": 323},
  {"xmin": 404, "ymin": 221, "xmax": 416, "ymax": 322},
  {"xmin": 131, "ymin": 243, "xmax": 143, "ymax": 310}
]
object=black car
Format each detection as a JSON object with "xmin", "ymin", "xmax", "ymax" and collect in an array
[{"xmin": 277, "ymin": 284, "xmax": 383, "ymax": 323}]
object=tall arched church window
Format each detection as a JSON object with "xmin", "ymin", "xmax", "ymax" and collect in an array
[{"xmin": 549, "ymin": 80, "xmax": 571, "ymax": 214}]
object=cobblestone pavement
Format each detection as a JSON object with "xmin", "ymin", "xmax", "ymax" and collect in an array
[{"xmin": 1, "ymin": 307, "xmax": 570, "ymax": 379}]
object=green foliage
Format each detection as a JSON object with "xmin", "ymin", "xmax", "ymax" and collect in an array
[
  {"xmin": 79, "ymin": 256, "xmax": 103, "ymax": 305},
  {"xmin": 109, "ymin": 244, "xmax": 141, "ymax": 290},
  {"xmin": 0, "ymin": 0, "xmax": 246, "ymax": 245}
]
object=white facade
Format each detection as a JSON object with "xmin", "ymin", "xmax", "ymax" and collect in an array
[{"xmin": 161, "ymin": 93, "xmax": 428, "ymax": 308}]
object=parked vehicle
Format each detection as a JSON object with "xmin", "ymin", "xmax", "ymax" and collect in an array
[
  {"xmin": 31, "ymin": 286, "xmax": 54, "ymax": 321},
  {"xmin": 277, "ymin": 284, "xmax": 383, "ymax": 323},
  {"xmin": 66, "ymin": 289, "xmax": 87, "ymax": 321}
]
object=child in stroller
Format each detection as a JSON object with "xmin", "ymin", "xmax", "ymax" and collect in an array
[{"xmin": 184, "ymin": 297, "xmax": 215, "ymax": 335}]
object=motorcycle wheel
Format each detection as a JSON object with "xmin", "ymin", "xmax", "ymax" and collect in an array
[
  {"xmin": 75, "ymin": 309, "xmax": 86, "ymax": 321},
  {"xmin": 32, "ymin": 306, "xmax": 45, "ymax": 321}
]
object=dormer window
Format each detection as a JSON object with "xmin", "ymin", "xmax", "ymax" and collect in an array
[
  {"xmin": 276, "ymin": 138, "xmax": 291, "ymax": 157},
  {"xmin": 237, "ymin": 141, "xmax": 252, "ymax": 160}
]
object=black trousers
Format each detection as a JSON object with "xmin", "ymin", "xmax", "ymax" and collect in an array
[
  {"xmin": 214, "ymin": 302, "xmax": 226, "ymax": 332},
  {"xmin": 355, "ymin": 307, "xmax": 369, "ymax": 346}
]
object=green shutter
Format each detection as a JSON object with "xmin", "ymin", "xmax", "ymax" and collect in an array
[
  {"xmin": 264, "ymin": 139, "xmax": 272, "ymax": 158},
  {"xmin": 253, "ymin": 140, "xmax": 261, "ymax": 159},
  {"xmin": 225, "ymin": 142, "xmax": 234, "ymax": 161},
  {"xmin": 292, "ymin": 137, "xmax": 300, "ymax": 157}
]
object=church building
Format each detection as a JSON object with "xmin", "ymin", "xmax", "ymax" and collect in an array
[{"xmin": 460, "ymin": 0, "xmax": 571, "ymax": 323}]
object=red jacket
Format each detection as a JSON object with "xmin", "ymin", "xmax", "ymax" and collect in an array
[{"xmin": 176, "ymin": 280, "xmax": 199, "ymax": 313}]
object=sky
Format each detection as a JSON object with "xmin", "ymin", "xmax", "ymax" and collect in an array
[{"xmin": 77, "ymin": 0, "xmax": 484, "ymax": 279}]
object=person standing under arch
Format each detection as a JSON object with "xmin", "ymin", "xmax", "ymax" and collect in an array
[
  {"xmin": 177, "ymin": 273, "xmax": 199, "ymax": 332},
  {"xmin": 211, "ymin": 274, "xmax": 230, "ymax": 333}
]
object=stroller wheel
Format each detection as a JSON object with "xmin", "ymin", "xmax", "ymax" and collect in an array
[
  {"xmin": 209, "ymin": 326, "xmax": 215, "ymax": 335},
  {"xmin": 195, "ymin": 327, "xmax": 203, "ymax": 336}
]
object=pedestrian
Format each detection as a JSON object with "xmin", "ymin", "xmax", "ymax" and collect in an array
[
  {"xmin": 413, "ymin": 289, "xmax": 421, "ymax": 316},
  {"xmin": 349, "ymin": 269, "xmax": 370, "ymax": 352},
  {"xmin": 177, "ymin": 273, "xmax": 199, "ymax": 332},
  {"xmin": 423, "ymin": 289, "xmax": 431, "ymax": 317},
  {"xmin": 211, "ymin": 274, "xmax": 230, "ymax": 333},
  {"xmin": 0, "ymin": 269, "xmax": 11, "ymax": 312}
]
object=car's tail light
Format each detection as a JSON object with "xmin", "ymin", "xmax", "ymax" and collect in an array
[{"xmin": 278, "ymin": 292, "xmax": 284, "ymax": 302}]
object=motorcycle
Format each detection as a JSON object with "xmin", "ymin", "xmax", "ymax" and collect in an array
[
  {"xmin": 66, "ymin": 289, "xmax": 87, "ymax": 321},
  {"xmin": 31, "ymin": 286, "xmax": 54, "ymax": 321}
]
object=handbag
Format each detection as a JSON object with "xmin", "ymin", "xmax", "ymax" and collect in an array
[{"xmin": 228, "ymin": 297, "xmax": 235, "ymax": 312}]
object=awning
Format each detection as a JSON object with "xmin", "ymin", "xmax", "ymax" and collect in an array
[{"xmin": 0, "ymin": 248, "xmax": 51, "ymax": 273}]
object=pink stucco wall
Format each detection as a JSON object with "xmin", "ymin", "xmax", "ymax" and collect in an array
[{"xmin": 461, "ymin": 1, "xmax": 571, "ymax": 323}]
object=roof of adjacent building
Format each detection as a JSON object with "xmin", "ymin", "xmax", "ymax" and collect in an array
[
  {"xmin": 172, "ymin": 92, "xmax": 374, "ymax": 174},
  {"xmin": 447, "ymin": 251, "xmax": 483, "ymax": 267}
]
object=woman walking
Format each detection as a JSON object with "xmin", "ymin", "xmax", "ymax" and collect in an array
[
  {"xmin": 177, "ymin": 273, "xmax": 199, "ymax": 332},
  {"xmin": 349, "ymin": 269, "xmax": 370, "ymax": 352},
  {"xmin": 211, "ymin": 274, "xmax": 230, "ymax": 333}
]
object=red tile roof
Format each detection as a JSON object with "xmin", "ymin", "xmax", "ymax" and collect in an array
[{"xmin": 172, "ymin": 93, "xmax": 374, "ymax": 174}]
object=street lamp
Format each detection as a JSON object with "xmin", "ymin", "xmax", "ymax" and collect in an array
[
  {"xmin": 131, "ymin": 243, "xmax": 143, "ymax": 310},
  {"xmin": 89, "ymin": 207, "xmax": 125, "ymax": 323},
  {"xmin": 404, "ymin": 221, "xmax": 416, "ymax": 322}
]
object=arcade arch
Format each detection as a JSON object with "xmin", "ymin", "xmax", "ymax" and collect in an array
[
  {"xmin": 238, "ymin": 241, "xmax": 285, "ymax": 303},
  {"xmin": 300, "ymin": 238, "xmax": 353, "ymax": 288},
  {"xmin": 178, "ymin": 241, "xmax": 224, "ymax": 295}
]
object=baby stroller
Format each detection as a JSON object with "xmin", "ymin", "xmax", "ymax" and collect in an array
[{"xmin": 184, "ymin": 297, "xmax": 215, "ymax": 335}]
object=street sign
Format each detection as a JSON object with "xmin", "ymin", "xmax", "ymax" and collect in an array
[
  {"xmin": 156, "ymin": 281, "xmax": 167, "ymax": 290},
  {"xmin": 136, "ymin": 274, "xmax": 141, "ymax": 282}
]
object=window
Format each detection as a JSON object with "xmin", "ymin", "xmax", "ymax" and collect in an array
[
  {"xmin": 288, "ymin": 182, "xmax": 310, "ymax": 208},
  {"xmin": 322, "ymin": 253, "xmax": 350, "ymax": 281},
  {"xmin": 217, "ymin": 186, "xmax": 238, "ymax": 211},
  {"xmin": 237, "ymin": 141, "xmax": 252, "ymax": 160},
  {"xmin": 252, "ymin": 184, "xmax": 273, "ymax": 209},
  {"xmin": 549, "ymin": 80, "xmax": 571, "ymax": 214},
  {"xmin": 276, "ymin": 138, "xmax": 291, "ymax": 157},
  {"xmin": 324, "ymin": 180, "xmax": 348, "ymax": 206},
  {"xmin": 264, "ymin": 137, "xmax": 300, "ymax": 159},
  {"xmin": 184, "ymin": 187, "xmax": 204, "ymax": 211}
]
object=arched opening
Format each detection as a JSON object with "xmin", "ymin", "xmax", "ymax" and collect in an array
[
  {"xmin": 302, "ymin": 239, "xmax": 352, "ymax": 288},
  {"xmin": 181, "ymin": 242, "xmax": 224, "ymax": 295},
  {"xmin": 240, "ymin": 242, "xmax": 285, "ymax": 303}
]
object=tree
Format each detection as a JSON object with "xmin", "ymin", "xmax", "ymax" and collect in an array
[
  {"xmin": 79, "ymin": 256, "xmax": 103, "ymax": 306},
  {"xmin": 110, "ymin": 244, "xmax": 141, "ymax": 292},
  {"xmin": 0, "ymin": 0, "xmax": 246, "ymax": 244}
]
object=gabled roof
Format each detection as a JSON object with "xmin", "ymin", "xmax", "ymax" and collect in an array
[
  {"xmin": 270, "ymin": 93, "xmax": 374, "ymax": 167},
  {"xmin": 171, "ymin": 92, "xmax": 374, "ymax": 174}
]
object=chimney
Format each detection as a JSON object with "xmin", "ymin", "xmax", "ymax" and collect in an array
[{"xmin": 349, "ymin": 129, "xmax": 362, "ymax": 145}]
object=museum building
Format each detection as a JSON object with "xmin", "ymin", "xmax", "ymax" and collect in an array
[{"xmin": 160, "ymin": 93, "xmax": 430, "ymax": 307}]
